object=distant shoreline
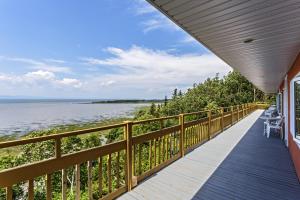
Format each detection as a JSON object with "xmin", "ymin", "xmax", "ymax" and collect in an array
[
  {"xmin": 91, "ymin": 99, "xmax": 164, "ymax": 104},
  {"xmin": 0, "ymin": 98, "xmax": 165, "ymax": 104}
]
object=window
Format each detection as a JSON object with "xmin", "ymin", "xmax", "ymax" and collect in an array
[
  {"xmin": 277, "ymin": 93, "xmax": 282, "ymax": 115},
  {"xmin": 294, "ymin": 81, "xmax": 300, "ymax": 138}
]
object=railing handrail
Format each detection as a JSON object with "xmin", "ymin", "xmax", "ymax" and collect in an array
[
  {"xmin": 0, "ymin": 122, "xmax": 126, "ymax": 148},
  {"xmin": 0, "ymin": 103, "xmax": 261, "ymax": 149}
]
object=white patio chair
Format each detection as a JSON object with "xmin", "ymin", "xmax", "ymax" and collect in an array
[
  {"xmin": 264, "ymin": 106, "xmax": 277, "ymax": 118},
  {"xmin": 266, "ymin": 116, "xmax": 284, "ymax": 139}
]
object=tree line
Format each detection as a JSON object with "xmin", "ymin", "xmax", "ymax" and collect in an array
[{"xmin": 135, "ymin": 71, "xmax": 273, "ymax": 119}]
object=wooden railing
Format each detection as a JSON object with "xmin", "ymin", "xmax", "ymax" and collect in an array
[{"xmin": 0, "ymin": 103, "xmax": 262, "ymax": 200}]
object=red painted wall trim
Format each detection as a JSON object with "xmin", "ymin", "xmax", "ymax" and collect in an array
[{"xmin": 286, "ymin": 52, "xmax": 300, "ymax": 180}]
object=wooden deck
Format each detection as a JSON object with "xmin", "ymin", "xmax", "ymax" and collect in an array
[{"xmin": 118, "ymin": 110, "xmax": 300, "ymax": 200}]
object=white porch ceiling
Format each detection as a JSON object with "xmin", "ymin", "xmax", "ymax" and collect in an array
[{"xmin": 147, "ymin": 0, "xmax": 300, "ymax": 93}]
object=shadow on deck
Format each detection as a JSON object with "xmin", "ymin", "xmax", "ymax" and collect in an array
[{"xmin": 192, "ymin": 116, "xmax": 300, "ymax": 200}]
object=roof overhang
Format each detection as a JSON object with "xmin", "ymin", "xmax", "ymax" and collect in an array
[{"xmin": 147, "ymin": 0, "xmax": 300, "ymax": 93}]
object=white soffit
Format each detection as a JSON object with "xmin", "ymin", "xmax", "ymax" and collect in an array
[{"xmin": 147, "ymin": 0, "xmax": 300, "ymax": 93}]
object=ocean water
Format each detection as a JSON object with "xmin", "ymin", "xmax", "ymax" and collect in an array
[{"xmin": 0, "ymin": 99, "xmax": 148, "ymax": 136}]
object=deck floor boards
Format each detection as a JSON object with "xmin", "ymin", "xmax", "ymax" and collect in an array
[{"xmin": 118, "ymin": 110, "xmax": 300, "ymax": 200}]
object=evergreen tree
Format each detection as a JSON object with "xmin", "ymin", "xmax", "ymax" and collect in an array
[
  {"xmin": 156, "ymin": 104, "xmax": 161, "ymax": 117},
  {"xmin": 149, "ymin": 103, "xmax": 156, "ymax": 116},
  {"xmin": 178, "ymin": 90, "xmax": 183, "ymax": 97},
  {"xmin": 172, "ymin": 88, "xmax": 178, "ymax": 99},
  {"xmin": 164, "ymin": 95, "xmax": 168, "ymax": 106}
]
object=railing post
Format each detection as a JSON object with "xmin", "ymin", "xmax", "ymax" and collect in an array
[
  {"xmin": 240, "ymin": 105, "xmax": 242, "ymax": 118},
  {"xmin": 231, "ymin": 106, "xmax": 234, "ymax": 125},
  {"xmin": 221, "ymin": 107, "xmax": 224, "ymax": 132},
  {"xmin": 62, "ymin": 169, "xmax": 67, "ymax": 200},
  {"xmin": 179, "ymin": 114, "xmax": 185, "ymax": 157},
  {"xmin": 208, "ymin": 110, "xmax": 211, "ymax": 140},
  {"xmin": 241, "ymin": 104, "xmax": 243, "ymax": 118},
  {"xmin": 46, "ymin": 174, "xmax": 52, "ymax": 200},
  {"xmin": 124, "ymin": 121, "xmax": 133, "ymax": 191},
  {"xmin": 55, "ymin": 138, "xmax": 61, "ymax": 159},
  {"xmin": 75, "ymin": 164, "xmax": 80, "ymax": 200},
  {"xmin": 6, "ymin": 186, "xmax": 12, "ymax": 200},
  {"xmin": 87, "ymin": 161, "xmax": 93, "ymax": 200},
  {"xmin": 28, "ymin": 179, "xmax": 34, "ymax": 200},
  {"xmin": 237, "ymin": 105, "xmax": 240, "ymax": 121}
]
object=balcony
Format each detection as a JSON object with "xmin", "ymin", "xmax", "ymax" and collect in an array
[
  {"xmin": 1, "ymin": 104, "xmax": 299, "ymax": 200},
  {"xmin": 118, "ymin": 110, "xmax": 300, "ymax": 200}
]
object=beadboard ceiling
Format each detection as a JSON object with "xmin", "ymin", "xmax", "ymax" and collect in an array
[{"xmin": 147, "ymin": 0, "xmax": 300, "ymax": 93}]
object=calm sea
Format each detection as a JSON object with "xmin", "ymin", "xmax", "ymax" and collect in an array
[{"xmin": 0, "ymin": 99, "xmax": 148, "ymax": 137}]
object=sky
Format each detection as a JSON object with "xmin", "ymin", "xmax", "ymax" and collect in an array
[{"xmin": 0, "ymin": 0, "xmax": 231, "ymax": 99}]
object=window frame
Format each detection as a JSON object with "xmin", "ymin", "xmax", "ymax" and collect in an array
[
  {"xmin": 290, "ymin": 76, "xmax": 300, "ymax": 141},
  {"xmin": 277, "ymin": 92, "xmax": 283, "ymax": 115}
]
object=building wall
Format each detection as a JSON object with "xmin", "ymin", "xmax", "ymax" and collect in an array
[{"xmin": 286, "ymin": 53, "xmax": 300, "ymax": 180}]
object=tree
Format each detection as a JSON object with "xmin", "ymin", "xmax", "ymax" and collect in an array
[
  {"xmin": 164, "ymin": 96, "xmax": 168, "ymax": 106},
  {"xmin": 178, "ymin": 90, "xmax": 183, "ymax": 97},
  {"xmin": 156, "ymin": 104, "xmax": 161, "ymax": 117},
  {"xmin": 149, "ymin": 103, "xmax": 156, "ymax": 116},
  {"xmin": 172, "ymin": 88, "xmax": 178, "ymax": 99},
  {"xmin": 106, "ymin": 128, "xmax": 123, "ymax": 143}
]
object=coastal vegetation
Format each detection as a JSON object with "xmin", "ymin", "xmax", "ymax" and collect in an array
[{"xmin": 0, "ymin": 71, "xmax": 274, "ymax": 199}]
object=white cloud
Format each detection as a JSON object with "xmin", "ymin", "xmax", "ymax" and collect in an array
[
  {"xmin": 131, "ymin": 0, "xmax": 179, "ymax": 33},
  {"xmin": 143, "ymin": 13, "xmax": 180, "ymax": 33},
  {"xmin": 0, "ymin": 56, "xmax": 71, "ymax": 73},
  {"xmin": 82, "ymin": 45, "xmax": 229, "ymax": 74},
  {"xmin": 0, "ymin": 74, "xmax": 14, "ymax": 81},
  {"xmin": 0, "ymin": 46, "xmax": 231, "ymax": 98},
  {"xmin": 181, "ymin": 35, "xmax": 198, "ymax": 44},
  {"xmin": 141, "ymin": 15, "xmax": 179, "ymax": 33},
  {"xmin": 25, "ymin": 70, "xmax": 55, "ymax": 80},
  {"xmin": 0, "ymin": 70, "xmax": 82, "ymax": 89},
  {"xmin": 133, "ymin": 0, "xmax": 156, "ymax": 15},
  {"xmin": 132, "ymin": 1, "xmax": 202, "ymax": 47},
  {"xmin": 100, "ymin": 80, "xmax": 115, "ymax": 87},
  {"xmin": 57, "ymin": 78, "xmax": 83, "ymax": 88},
  {"xmin": 81, "ymin": 45, "xmax": 231, "ymax": 98}
]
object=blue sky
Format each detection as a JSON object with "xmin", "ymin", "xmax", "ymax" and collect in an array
[{"xmin": 0, "ymin": 0, "xmax": 230, "ymax": 99}]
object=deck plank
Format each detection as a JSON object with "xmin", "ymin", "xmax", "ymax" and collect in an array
[{"xmin": 118, "ymin": 110, "xmax": 300, "ymax": 200}]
